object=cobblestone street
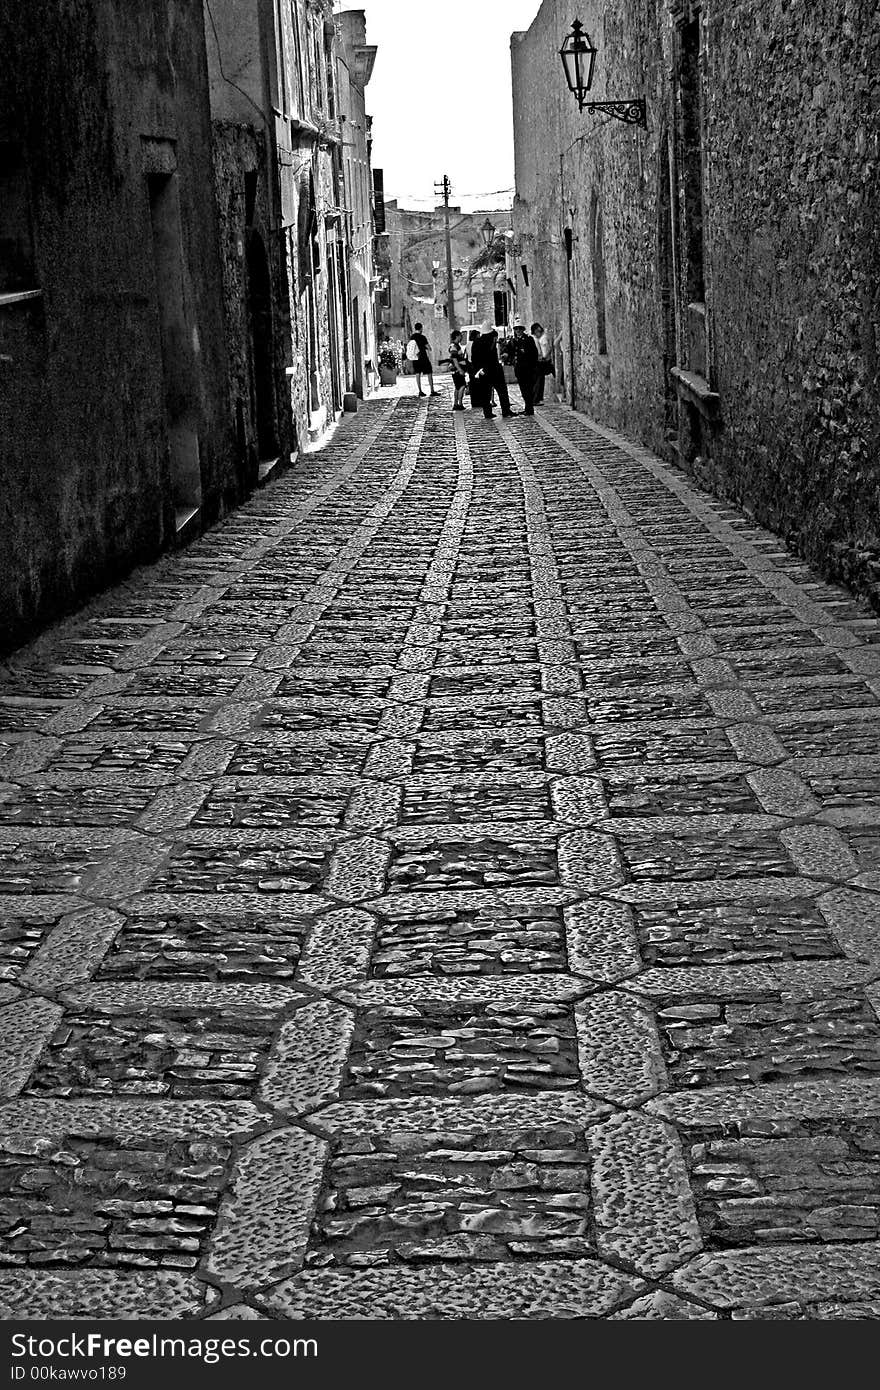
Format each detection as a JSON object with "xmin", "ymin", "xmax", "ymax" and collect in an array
[{"xmin": 2, "ymin": 383, "xmax": 880, "ymax": 1320}]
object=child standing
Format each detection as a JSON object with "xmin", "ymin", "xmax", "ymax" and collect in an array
[{"xmin": 448, "ymin": 330, "xmax": 468, "ymax": 411}]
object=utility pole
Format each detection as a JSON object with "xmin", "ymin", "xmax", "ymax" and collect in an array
[{"xmin": 433, "ymin": 173, "xmax": 458, "ymax": 334}]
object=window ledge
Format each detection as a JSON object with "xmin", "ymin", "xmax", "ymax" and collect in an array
[
  {"xmin": 671, "ymin": 366, "xmax": 721, "ymax": 420},
  {"xmin": 0, "ymin": 289, "xmax": 42, "ymax": 309}
]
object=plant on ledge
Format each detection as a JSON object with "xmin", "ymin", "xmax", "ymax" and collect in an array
[{"xmin": 378, "ymin": 339, "xmax": 402, "ymax": 371}]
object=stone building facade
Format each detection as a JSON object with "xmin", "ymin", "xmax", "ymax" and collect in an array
[
  {"xmin": 512, "ymin": 0, "xmax": 880, "ymax": 600},
  {"xmin": 205, "ymin": 0, "xmax": 373, "ymax": 449},
  {"xmin": 0, "ymin": 1, "xmax": 381, "ymax": 650},
  {"xmin": 0, "ymin": 0, "xmax": 239, "ymax": 651},
  {"xmin": 335, "ymin": 9, "xmax": 378, "ymax": 401},
  {"xmin": 381, "ymin": 201, "xmax": 514, "ymax": 363}
]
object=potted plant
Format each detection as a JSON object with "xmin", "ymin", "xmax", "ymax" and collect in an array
[{"xmin": 378, "ymin": 339, "xmax": 401, "ymax": 385}]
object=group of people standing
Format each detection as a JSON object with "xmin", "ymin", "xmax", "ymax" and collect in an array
[{"xmin": 406, "ymin": 320, "xmax": 553, "ymax": 419}]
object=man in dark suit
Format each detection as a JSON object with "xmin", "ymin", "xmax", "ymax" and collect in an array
[
  {"xmin": 511, "ymin": 319, "xmax": 539, "ymax": 415},
  {"xmin": 470, "ymin": 321, "xmax": 516, "ymax": 420}
]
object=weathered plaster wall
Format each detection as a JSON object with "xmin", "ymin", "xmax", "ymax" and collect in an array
[
  {"xmin": 512, "ymin": 0, "xmax": 880, "ymax": 603},
  {"xmin": 0, "ymin": 0, "xmax": 238, "ymax": 652}
]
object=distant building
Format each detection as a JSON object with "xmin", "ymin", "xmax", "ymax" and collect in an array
[
  {"xmin": 0, "ymin": 0, "xmax": 239, "ymax": 651},
  {"xmin": 335, "ymin": 9, "xmax": 379, "ymax": 400},
  {"xmin": 512, "ymin": 0, "xmax": 880, "ymax": 601},
  {"xmin": 381, "ymin": 201, "xmax": 515, "ymax": 363}
]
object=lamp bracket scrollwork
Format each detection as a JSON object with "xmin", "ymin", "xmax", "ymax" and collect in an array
[{"xmin": 580, "ymin": 98, "xmax": 647, "ymax": 128}]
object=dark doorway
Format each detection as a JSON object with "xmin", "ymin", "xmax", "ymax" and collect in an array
[
  {"xmin": 146, "ymin": 171, "xmax": 202, "ymax": 518},
  {"xmin": 590, "ymin": 192, "xmax": 608, "ymax": 357},
  {"xmin": 246, "ymin": 229, "xmax": 277, "ymax": 459},
  {"xmin": 326, "ymin": 243, "xmax": 342, "ymax": 411},
  {"xmin": 351, "ymin": 299, "xmax": 363, "ymax": 397}
]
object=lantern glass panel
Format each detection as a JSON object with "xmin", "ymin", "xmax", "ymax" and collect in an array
[{"xmin": 560, "ymin": 21, "xmax": 597, "ymax": 102}]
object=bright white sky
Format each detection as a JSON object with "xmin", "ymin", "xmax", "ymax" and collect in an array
[{"xmin": 344, "ymin": 0, "xmax": 543, "ymax": 211}]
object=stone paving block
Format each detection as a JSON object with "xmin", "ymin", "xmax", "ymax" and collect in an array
[
  {"xmin": 267, "ymin": 1259, "xmax": 643, "ymax": 1320},
  {"xmin": 747, "ymin": 768, "xmax": 820, "ymax": 816},
  {"xmin": 311, "ymin": 1091, "xmax": 610, "ymax": 1139},
  {"xmin": 207, "ymin": 1128, "xmax": 329, "ymax": 1288},
  {"xmin": 388, "ymin": 674, "xmax": 431, "ymax": 704},
  {"xmin": 344, "ymin": 782, "xmax": 402, "ymax": 831},
  {"xmin": 545, "ymin": 732, "xmax": 596, "ymax": 772},
  {"xmin": 677, "ymin": 632, "xmax": 718, "ymax": 659},
  {"xmin": 377, "ymin": 704, "xmax": 424, "ymax": 739},
  {"xmin": 0, "ymin": 738, "xmax": 62, "ymax": 777},
  {"xmin": 204, "ymin": 701, "xmax": 266, "ymax": 735},
  {"xmin": 44, "ymin": 703, "xmax": 107, "ymax": 735},
  {"xmin": 261, "ymin": 999, "xmax": 354, "ymax": 1115},
  {"xmin": 397, "ymin": 646, "xmax": 436, "ymax": 673},
  {"xmin": 541, "ymin": 696, "xmax": 587, "ymax": 730},
  {"xmin": 611, "ymin": 875, "xmax": 825, "ymax": 906},
  {"xmin": 60, "ymin": 981, "xmax": 301, "ymax": 1014},
  {"xmin": 207, "ymin": 1304, "xmax": 268, "ymax": 1320},
  {"xmin": 575, "ymin": 992, "xmax": 666, "ymax": 1104},
  {"xmin": 231, "ymin": 670, "xmax": 285, "ymax": 701},
  {"xmin": 0, "ymin": 997, "xmax": 64, "ymax": 1097},
  {"xmin": 648, "ymin": 1076, "xmax": 880, "ymax": 1128},
  {"xmin": 541, "ymin": 665, "xmax": 582, "ymax": 696},
  {"xmin": 21, "ymin": 905, "xmax": 123, "ymax": 989},
  {"xmin": 844, "ymin": 647, "xmax": 880, "ymax": 675},
  {"xmin": 818, "ymin": 888, "xmax": 880, "ymax": 967},
  {"xmin": 782, "ymin": 824, "xmax": 859, "ymax": 879},
  {"xmin": 258, "ymin": 643, "xmax": 303, "ymax": 670},
  {"xmin": 630, "ymin": 955, "xmax": 872, "ymax": 999},
  {"xmin": 565, "ymin": 898, "xmax": 641, "ymax": 981},
  {"xmin": 689, "ymin": 657, "xmax": 738, "ymax": 687},
  {"xmin": 551, "ymin": 776, "xmax": 608, "ymax": 825},
  {"xmin": 137, "ymin": 783, "xmax": 208, "ymax": 833},
  {"xmin": 671, "ymin": 1243, "xmax": 880, "ymax": 1312},
  {"xmin": 610, "ymin": 1291, "xmax": 718, "ymax": 1319},
  {"xmin": 538, "ymin": 639, "xmax": 577, "ymax": 665},
  {"xmin": 0, "ymin": 1271, "xmax": 217, "ymax": 1319},
  {"xmin": 298, "ymin": 908, "xmax": 377, "ymax": 992},
  {"xmin": 703, "ymin": 688, "xmax": 763, "ymax": 720},
  {"xmin": 558, "ymin": 831, "xmax": 624, "ymax": 894},
  {"xmin": 589, "ymin": 1112, "xmax": 702, "ymax": 1276},
  {"xmin": 326, "ymin": 836, "xmax": 391, "ymax": 902},
  {"xmin": 726, "ymin": 723, "xmax": 788, "ymax": 763},
  {"xmin": 0, "ymin": 1098, "xmax": 264, "ymax": 1151},
  {"xmin": 84, "ymin": 838, "xmax": 171, "ymax": 898}
]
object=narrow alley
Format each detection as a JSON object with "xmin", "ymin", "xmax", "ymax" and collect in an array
[{"xmin": 1, "ymin": 385, "xmax": 879, "ymax": 1320}]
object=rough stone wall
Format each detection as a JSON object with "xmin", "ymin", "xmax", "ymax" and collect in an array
[
  {"xmin": 699, "ymin": 0, "xmax": 880, "ymax": 600},
  {"xmin": 0, "ymin": 0, "xmax": 238, "ymax": 652},
  {"xmin": 512, "ymin": 0, "xmax": 669, "ymax": 450},
  {"xmin": 512, "ymin": 0, "xmax": 880, "ymax": 605}
]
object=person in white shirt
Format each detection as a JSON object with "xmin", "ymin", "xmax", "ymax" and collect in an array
[{"xmin": 531, "ymin": 322, "xmax": 552, "ymax": 404}]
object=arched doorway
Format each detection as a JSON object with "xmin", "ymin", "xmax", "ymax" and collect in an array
[{"xmin": 246, "ymin": 229, "xmax": 277, "ymax": 459}]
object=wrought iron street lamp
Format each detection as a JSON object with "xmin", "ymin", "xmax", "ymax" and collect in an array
[
  {"xmin": 559, "ymin": 18, "xmax": 647, "ymax": 128},
  {"xmin": 480, "ymin": 217, "xmax": 496, "ymax": 248}
]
